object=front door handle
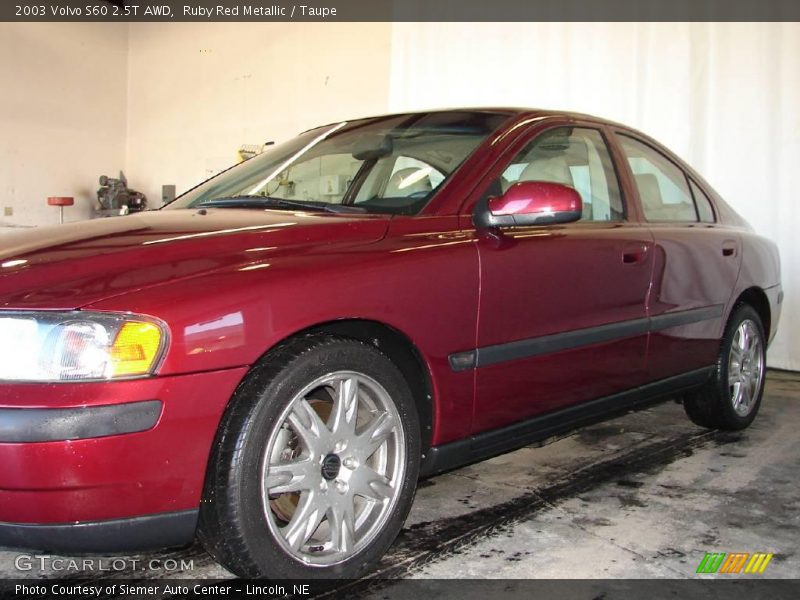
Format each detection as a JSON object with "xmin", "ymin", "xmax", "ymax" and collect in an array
[{"xmin": 722, "ymin": 246, "xmax": 736, "ymax": 257}]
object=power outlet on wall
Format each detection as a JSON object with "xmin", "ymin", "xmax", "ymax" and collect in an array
[{"xmin": 3, "ymin": 207, "xmax": 12, "ymax": 217}]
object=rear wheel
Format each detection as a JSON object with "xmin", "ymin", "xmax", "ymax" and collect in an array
[
  {"xmin": 683, "ymin": 304, "xmax": 766, "ymax": 430},
  {"xmin": 198, "ymin": 335, "xmax": 420, "ymax": 579}
]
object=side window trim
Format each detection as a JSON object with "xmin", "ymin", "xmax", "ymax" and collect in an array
[
  {"xmin": 599, "ymin": 126, "xmax": 631, "ymax": 222},
  {"xmin": 684, "ymin": 171, "xmax": 701, "ymax": 223},
  {"xmin": 688, "ymin": 177, "xmax": 718, "ymax": 224}
]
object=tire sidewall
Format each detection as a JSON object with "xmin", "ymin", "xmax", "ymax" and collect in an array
[
  {"xmin": 715, "ymin": 305, "xmax": 767, "ymax": 429},
  {"xmin": 228, "ymin": 339, "xmax": 420, "ymax": 579}
]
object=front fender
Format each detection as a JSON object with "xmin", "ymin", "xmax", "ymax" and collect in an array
[{"xmin": 85, "ymin": 216, "xmax": 480, "ymax": 445}]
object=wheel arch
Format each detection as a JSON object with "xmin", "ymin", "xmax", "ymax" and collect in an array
[
  {"xmin": 247, "ymin": 319, "xmax": 435, "ymax": 459},
  {"xmin": 733, "ymin": 286, "xmax": 771, "ymax": 338}
]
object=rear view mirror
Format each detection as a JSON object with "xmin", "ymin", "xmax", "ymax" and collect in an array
[
  {"xmin": 352, "ymin": 134, "xmax": 393, "ymax": 161},
  {"xmin": 473, "ymin": 181, "xmax": 582, "ymax": 229}
]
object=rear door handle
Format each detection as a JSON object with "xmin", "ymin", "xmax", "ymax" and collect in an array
[
  {"xmin": 622, "ymin": 243, "xmax": 649, "ymax": 264},
  {"xmin": 722, "ymin": 238, "xmax": 738, "ymax": 257}
]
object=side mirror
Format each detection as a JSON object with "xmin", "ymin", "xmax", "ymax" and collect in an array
[{"xmin": 473, "ymin": 181, "xmax": 582, "ymax": 229}]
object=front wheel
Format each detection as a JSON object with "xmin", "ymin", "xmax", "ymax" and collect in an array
[
  {"xmin": 683, "ymin": 304, "xmax": 767, "ymax": 430},
  {"xmin": 198, "ymin": 335, "xmax": 420, "ymax": 579}
]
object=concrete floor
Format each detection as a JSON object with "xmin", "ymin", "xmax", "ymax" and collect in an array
[
  {"xmin": 401, "ymin": 370, "xmax": 800, "ymax": 579},
  {"xmin": 1, "ymin": 370, "xmax": 798, "ymax": 585}
]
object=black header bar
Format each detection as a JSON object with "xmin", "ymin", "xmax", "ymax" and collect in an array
[
  {"xmin": 2, "ymin": 579, "xmax": 800, "ymax": 600},
  {"xmin": 3, "ymin": 0, "xmax": 800, "ymax": 22}
]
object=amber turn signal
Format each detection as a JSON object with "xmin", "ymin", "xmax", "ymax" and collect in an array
[{"xmin": 111, "ymin": 321, "xmax": 164, "ymax": 377}]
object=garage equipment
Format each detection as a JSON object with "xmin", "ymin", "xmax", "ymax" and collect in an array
[
  {"xmin": 47, "ymin": 196, "xmax": 73, "ymax": 224},
  {"xmin": 237, "ymin": 141, "xmax": 274, "ymax": 162},
  {"xmin": 95, "ymin": 172, "xmax": 148, "ymax": 218}
]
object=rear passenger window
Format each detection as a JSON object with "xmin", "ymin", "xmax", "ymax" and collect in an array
[
  {"xmin": 689, "ymin": 179, "xmax": 716, "ymax": 223},
  {"xmin": 619, "ymin": 135, "xmax": 697, "ymax": 223}
]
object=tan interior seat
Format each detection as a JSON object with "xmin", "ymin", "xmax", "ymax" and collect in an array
[
  {"xmin": 634, "ymin": 173, "xmax": 688, "ymax": 221},
  {"xmin": 518, "ymin": 154, "xmax": 574, "ymax": 186},
  {"xmin": 634, "ymin": 173, "xmax": 662, "ymax": 214},
  {"xmin": 385, "ymin": 168, "xmax": 432, "ymax": 197}
]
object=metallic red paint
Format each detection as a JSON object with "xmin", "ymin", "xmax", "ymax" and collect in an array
[
  {"xmin": 0, "ymin": 367, "xmax": 247, "ymax": 523},
  {"xmin": 472, "ymin": 223, "xmax": 655, "ymax": 433},
  {"xmin": 488, "ymin": 181, "xmax": 582, "ymax": 217},
  {"xmin": 0, "ymin": 108, "xmax": 782, "ymax": 539}
]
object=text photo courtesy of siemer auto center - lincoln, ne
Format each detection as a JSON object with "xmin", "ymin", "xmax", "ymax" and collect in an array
[{"xmin": 0, "ymin": 1, "xmax": 799, "ymax": 599}]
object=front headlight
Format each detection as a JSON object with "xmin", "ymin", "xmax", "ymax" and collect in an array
[{"xmin": 0, "ymin": 311, "xmax": 168, "ymax": 382}]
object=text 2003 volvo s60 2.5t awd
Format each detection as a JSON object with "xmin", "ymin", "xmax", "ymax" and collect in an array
[{"xmin": 0, "ymin": 109, "xmax": 782, "ymax": 578}]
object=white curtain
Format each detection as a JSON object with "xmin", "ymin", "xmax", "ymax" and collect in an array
[{"xmin": 389, "ymin": 22, "xmax": 800, "ymax": 371}]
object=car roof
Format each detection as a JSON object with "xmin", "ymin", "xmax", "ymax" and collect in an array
[
  {"xmin": 306, "ymin": 107, "xmax": 630, "ymax": 133},
  {"xmin": 302, "ymin": 106, "xmax": 635, "ymax": 133}
]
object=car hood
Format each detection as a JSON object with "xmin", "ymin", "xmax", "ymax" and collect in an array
[{"xmin": 0, "ymin": 208, "xmax": 390, "ymax": 310}]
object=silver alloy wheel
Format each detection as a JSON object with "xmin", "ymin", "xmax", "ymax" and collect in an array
[
  {"xmin": 728, "ymin": 319, "xmax": 765, "ymax": 417},
  {"xmin": 260, "ymin": 371, "xmax": 406, "ymax": 566}
]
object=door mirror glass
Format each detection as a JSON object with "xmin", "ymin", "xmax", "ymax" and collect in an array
[{"xmin": 473, "ymin": 181, "xmax": 582, "ymax": 229}]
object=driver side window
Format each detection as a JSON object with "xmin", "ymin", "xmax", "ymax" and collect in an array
[{"xmin": 494, "ymin": 127, "xmax": 624, "ymax": 222}]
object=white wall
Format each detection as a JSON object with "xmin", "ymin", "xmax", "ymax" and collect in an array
[
  {"xmin": 389, "ymin": 22, "xmax": 800, "ymax": 371},
  {"xmin": 0, "ymin": 23, "xmax": 128, "ymax": 227},
  {"xmin": 124, "ymin": 23, "xmax": 392, "ymax": 204}
]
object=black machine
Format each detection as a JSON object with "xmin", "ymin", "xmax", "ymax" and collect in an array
[{"xmin": 95, "ymin": 171, "xmax": 147, "ymax": 217}]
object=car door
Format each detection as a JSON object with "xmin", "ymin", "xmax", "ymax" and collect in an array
[
  {"xmin": 464, "ymin": 122, "xmax": 655, "ymax": 435},
  {"xmin": 613, "ymin": 132, "xmax": 742, "ymax": 381}
]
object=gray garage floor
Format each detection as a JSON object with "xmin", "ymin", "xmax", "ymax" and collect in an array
[{"xmin": 1, "ymin": 370, "xmax": 798, "ymax": 585}]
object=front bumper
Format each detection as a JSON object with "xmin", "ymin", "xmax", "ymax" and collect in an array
[
  {"xmin": 0, "ymin": 366, "xmax": 248, "ymax": 551},
  {"xmin": 0, "ymin": 510, "xmax": 198, "ymax": 553}
]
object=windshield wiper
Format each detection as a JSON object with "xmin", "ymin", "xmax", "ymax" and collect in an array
[{"xmin": 195, "ymin": 195, "xmax": 366, "ymax": 214}]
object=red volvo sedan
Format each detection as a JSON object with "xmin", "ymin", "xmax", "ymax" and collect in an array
[{"xmin": 0, "ymin": 109, "xmax": 782, "ymax": 578}]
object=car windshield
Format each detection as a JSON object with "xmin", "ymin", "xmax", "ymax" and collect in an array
[{"xmin": 165, "ymin": 111, "xmax": 510, "ymax": 215}]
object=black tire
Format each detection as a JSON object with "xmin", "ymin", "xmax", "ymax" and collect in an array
[
  {"xmin": 683, "ymin": 304, "xmax": 767, "ymax": 430},
  {"xmin": 198, "ymin": 334, "xmax": 420, "ymax": 579}
]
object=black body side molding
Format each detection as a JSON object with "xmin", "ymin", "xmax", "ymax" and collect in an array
[
  {"xmin": 449, "ymin": 305, "xmax": 724, "ymax": 372},
  {"xmin": 0, "ymin": 400, "xmax": 163, "ymax": 443}
]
